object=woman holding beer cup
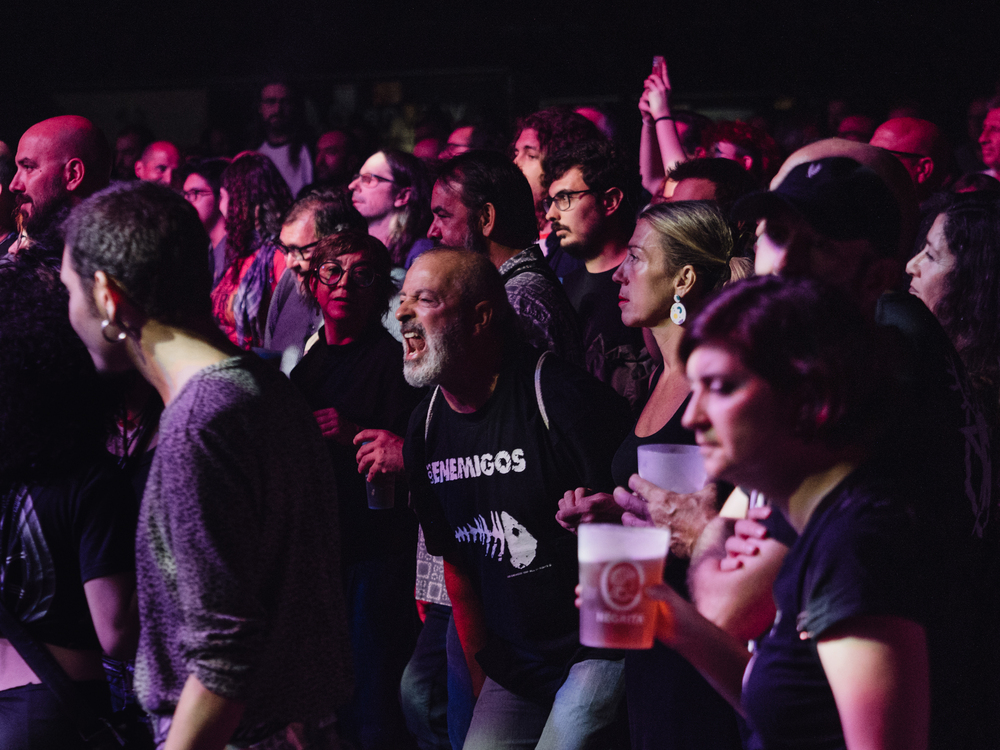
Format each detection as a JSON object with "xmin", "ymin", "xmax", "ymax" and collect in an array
[
  {"xmin": 654, "ymin": 275, "xmax": 930, "ymax": 750},
  {"xmin": 556, "ymin": 200, "xmax": 745, "ymax": 750}
]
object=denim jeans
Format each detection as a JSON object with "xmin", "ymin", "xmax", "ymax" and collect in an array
[
  {"xmin": 399, "ymin": 604, "xmax": 476, "ymax": 750},
  {"xmin": 462, "ymin": 657, "xmax": 625, "ymax": 750},
  {"xmin": 340, "ymin": 553, "xmax": 419, "ymax": 750}
]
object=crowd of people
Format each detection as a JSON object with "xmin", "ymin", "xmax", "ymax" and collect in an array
[{"xmin": 0, "ymin": 65, "xmax": 999, "ymax": 750}]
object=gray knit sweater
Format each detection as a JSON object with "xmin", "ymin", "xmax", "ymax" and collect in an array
[{"xmin": 135, "ymin": 356, "xmax": 352, "ymax": 727}]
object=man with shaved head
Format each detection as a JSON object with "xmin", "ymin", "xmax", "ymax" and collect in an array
[
  {"xmin": 9, "ymin": 115, "xmax": 111, "ymax": 259},
  {"xmin": 870, "ymin": 117, "xmax": 953, "ymax": 202},
  {"xmin": 134, "ymin": 140, "xmax": 181, "ymax": 187}
]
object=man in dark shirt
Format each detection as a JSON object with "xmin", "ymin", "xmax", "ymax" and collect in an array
[
  {"xmin": 544, "ymin": 139, "xmax": 651, "ymax": 411},
  {"xmin": 400, "ymin": 248, "xmax": 630, "ymax": 750},
  {"xmin": 428, "ymin": 150, "xmax": 582, "ymax": 365}
]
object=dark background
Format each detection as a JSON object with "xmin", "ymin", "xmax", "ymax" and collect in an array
[{"xmin": 2, "ymin": 0, "xmax": 997, "ymax": 151}]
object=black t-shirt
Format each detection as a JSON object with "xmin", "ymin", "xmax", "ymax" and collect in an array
[
  {"xmin": 563, "ymin": 265, "xmax": 650, "ymax": 414},
  {"xmin": 405, "ymin": 345, "xmax": 631, "ymax": 701},
  {"xmin": 743, "ymin": 463, "xmax": 924, "ymax": 750},
  {"xmin": 0, "ymin": 456, "xmax": 137, "ymax": 650},
  {"xmin": 290, "ymin": 326, "xmax": 423, "ymax": 565}
]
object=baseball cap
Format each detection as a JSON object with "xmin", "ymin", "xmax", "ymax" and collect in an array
[{"xmin": 733, "ymin": 156, "xmax": 901, "ymax": 258}]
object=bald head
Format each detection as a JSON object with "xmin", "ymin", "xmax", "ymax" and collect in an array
[
  {"xmin": 135, "ymin": 141, "xmax": 181, "ymax": 186},
  {"xmin": 772, "ymin": 138, "xmax": 918, "ymax": 261},
  {"xmin": 869, "ymin": 117, "xmax": 950, "ymax": 199},
  {"xmin": 11, "ymin": 116, "xmax": 112, "ymax": 239}
]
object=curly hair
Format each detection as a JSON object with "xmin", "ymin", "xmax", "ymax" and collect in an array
[
  {"xmin": 512, "ymin": 107, "xmax": 604, "ymax": 184},
  {"xmin": 544, "ymin": 138, "xmax": 642, "ymax": 236},
  {"xmin": 680, "ymin": 275, "xmax": 896, "ymax": 449},
  {"xmin": 932, "ymin": 195, "xmax": 1000, "ymax": 403},
  {"xmin": 0, "ymin": 260, "xmax": 107, "ymax": 486},
  {"xmin": 222, "ymin": 151, "xmax": 293, "ymax": 282},
  {"xmin": 382, "ymin": 150, "xmax": 432, "ymax": 266}
]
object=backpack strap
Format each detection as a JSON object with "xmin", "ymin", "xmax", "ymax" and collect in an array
[
  {"xmin": 425, "ymin": 386, "xmax": 441, "ymax": 442},
  {"xmin": 534, "ymin": 351, "xmax": 551, "ymax": 431}
]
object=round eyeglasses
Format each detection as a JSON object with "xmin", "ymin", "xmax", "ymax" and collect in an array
[
  {"xmin": 314, "ymin": 261, "xmax": 379, "ymax": 288},
  {"xmin": 542, "ymin": 189, "xmax": 597, "ymax": 212}
]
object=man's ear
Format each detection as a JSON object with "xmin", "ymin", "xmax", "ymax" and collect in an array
[
  {"xmin": 479, "ymin": 203, "xmax": 497, "ymax": 238},
  {"xmin": 915, "ymin": 157, "xmax": 935, "ymax": 185},
  {"xmin": 602, "ymin": 187, "xmax": 623, "ymax": 217},
  {"xmin": 472, "ymin": 299, "xmax": 493, "ymax": 337},
  {"xmin": 394, "ymin": 187, "xmax": 412, "ymax": 208},
  {"xmin": 740, "ymin": 155, "xmax": 754, "ymax": 173},
  {"xmin": 65, "ymin": 158, "xmax": 86, "ymax": 192},
  {"xmin": 92, "ymin": 270, "xmax": 120, "ymax": 322}
]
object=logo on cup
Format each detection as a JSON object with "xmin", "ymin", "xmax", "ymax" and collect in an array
[{"xmin": 599, "ymin": 560, "xmax": 644, "ymax": 611}]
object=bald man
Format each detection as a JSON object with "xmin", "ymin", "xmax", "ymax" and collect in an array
[
  {"xmin": 134, "ymin": 140, "xmax": 181, "ymax": 186},
  {"xmin": 9, "ymin": 115, "xmax": 111, "ymax": 256},
  {"xmin": 870, "ymin": 117, "xmax": 952, "ymax": 202}
]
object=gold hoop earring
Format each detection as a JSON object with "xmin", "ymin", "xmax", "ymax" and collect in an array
[{"xmin": 101, "ymin": 319, "xmax": 127, "ymax": 343}]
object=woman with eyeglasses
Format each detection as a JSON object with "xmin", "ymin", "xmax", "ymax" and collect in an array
[
  {"xmin": 289, "ymin": 231, "xmax": 424, "ymax": 750},
  {"xmin": 211, "ymin": 151, "xmax": 292, "ymax": 349}
]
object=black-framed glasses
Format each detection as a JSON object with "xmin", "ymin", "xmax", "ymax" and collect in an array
[
  {"xmin": 543, "ymin": 189, "xmax": 597, "ymax": 212},
  {"xmin": 352, "ymin": 172, "xmax": 396, "ymax": 188},
  {"xmin": 183, "ymin": 188, "xmax": 214, "ymax": 201},
  {"xmin": 276, "ymin": 239, "xmax": 321, "ymax": 261},
  {"xmin": 314, "ymin": 261, "xmax": 379, "ymax": 288}
]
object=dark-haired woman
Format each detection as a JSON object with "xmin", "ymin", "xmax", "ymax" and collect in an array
[
  {"xmin": 653, "ymin": 275, "xmax": 933, "ymax": 750},
  {"xmin": 906, "ymin": 194, "xmax": 1000, "ymax": 412},
  {"xmin": 211, "ymin": 151, "xmax": 292, "ymax": 349},
  {"xmin": 290, "ymin": 232, "xmax": 423, "ymax": 750},
  {"xmin": 0, "ymin": 261, "xmax": 138, "ymax": 748}
]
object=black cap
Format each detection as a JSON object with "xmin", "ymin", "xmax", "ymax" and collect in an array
[{"xmin": 733, "ymin": 156, "xmax": 901, "ymax": 258}]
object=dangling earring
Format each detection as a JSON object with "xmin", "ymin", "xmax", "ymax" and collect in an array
[
  {"xmin": 670, "ymin": 294, "xmax": 687, "ymax": 326},
  {"xmin": 101, "ymin": 319, "xmax": 127, "ymax": 343}
]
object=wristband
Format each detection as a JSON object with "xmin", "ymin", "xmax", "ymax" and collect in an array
[{"xmin": 654, "ymin": 116, "xmax": 674, "ymax": 123}]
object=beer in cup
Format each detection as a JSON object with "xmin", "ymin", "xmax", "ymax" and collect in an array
[{"xmin": 578, "ymin": 524, "xmax": 670, "ymax": 649}]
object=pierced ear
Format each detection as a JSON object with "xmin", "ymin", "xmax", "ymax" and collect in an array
[
  {"xmin": 65, "ymin": 158, "xmax": 86, "ymax": 192},
  {"xmin": 479, "ymin": 203, "xmax": 497, "ymax": 238},
  {"xmin": 602, "ymin": 187, "xmax": 623, "ymax": 216},
  {"xmin": 394, "ymin": 187, "xmax": 412, "ymax": 208},
  {"xmin": 92, "ymin": 270, "xmax": 119, "ymax": 322}
]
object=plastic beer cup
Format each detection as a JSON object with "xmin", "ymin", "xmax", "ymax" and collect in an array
[
  {"xmin": 578, "ymin": 524, "xmax": 670, "ymax": 649},
  {"xmin": 637, "ymin": 444, "xmax": 706, "ymax": 494}
]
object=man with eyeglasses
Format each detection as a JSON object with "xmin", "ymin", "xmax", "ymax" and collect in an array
[
  {"xmin": 263, "ymin": 189, "xmax": 367, "ymax": 374},
  {"xmin": 544, "ymin": 139, "xmax": 651, "ymax": 412},
  {"xmin": 869, "ymin": 117, "xmax": 953, "ymax": 203}
]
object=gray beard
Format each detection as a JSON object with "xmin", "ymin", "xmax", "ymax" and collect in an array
[{"xmin": 403, "ymin": 316, "xmax": 466, "ymax": 388}]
